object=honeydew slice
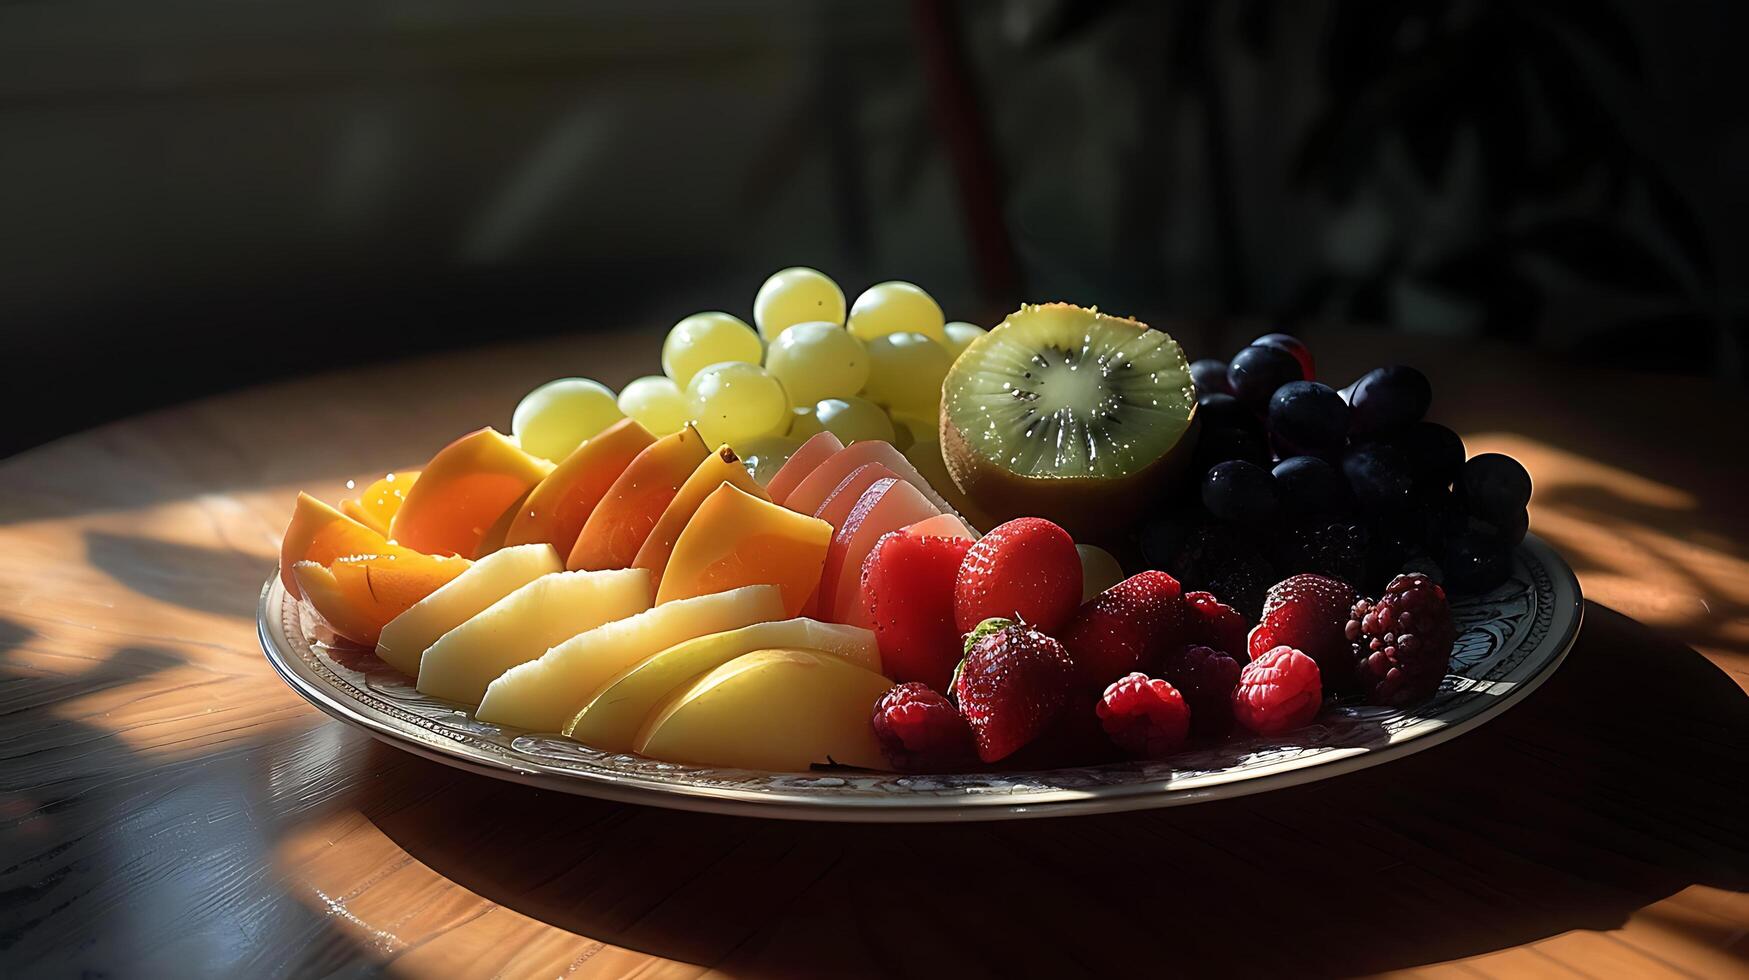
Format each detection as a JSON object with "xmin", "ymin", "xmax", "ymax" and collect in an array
[
  {"xmin": 416, "ymin": 567, "xmax": 653, "ymax": 705},
  {"xmin": 476, "ymin": 584, "xmax": 785, "ymax": 732},
  {"xmin": 564, "ymin": 618, "xmax": 879, "ymax": 751},
  {"xmin": 376, "ymin": 543, "xmax": 562, "ymax": 676},
  {"xmin": 634, "ymin": 648, "xmax": 892, "ymax": 771}
]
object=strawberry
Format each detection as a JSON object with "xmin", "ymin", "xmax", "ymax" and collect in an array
[
  {"xmin": 1060, "ymin": 570, "xmax": 1184, "ymax": 689},
  {"xmin": 1248, "ymin": 573, "xmax": 1358, "ymax": 688},
  {"xmin": 861, "ymin": 530, "xmax": 975, "ymax": 693},
  {"xmin": 953, "ymin": 518, "xmax": 1082, "ymax": 635},
  {"xmin": 952, "ymin": 618, "xmax": 1076, "ymax": 763},
  {"xmin": 1182, "ymin": 591, "xmax": 1249, "ymax": 663}
]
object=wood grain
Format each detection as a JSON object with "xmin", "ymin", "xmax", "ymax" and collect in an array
[{"xmin": 1, "ymin": 327, "xmax": 1745, "ymax": 978}]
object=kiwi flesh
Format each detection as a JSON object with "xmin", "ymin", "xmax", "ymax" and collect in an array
[{"xmin": 939, "ymin": 302, "xmax": 1197, "ymax": 538}]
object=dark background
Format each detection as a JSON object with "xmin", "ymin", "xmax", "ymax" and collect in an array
[{"xmin": 3, "ymin": 0, "xmax": 1744, "ymax": 457}]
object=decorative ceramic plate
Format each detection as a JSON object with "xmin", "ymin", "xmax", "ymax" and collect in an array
[{"xmin": 259, "ymin": 535, "xmax": 1582, "ymax": 822}]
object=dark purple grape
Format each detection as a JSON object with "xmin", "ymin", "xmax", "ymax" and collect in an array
[
  {"xmin": 1386, "ymin": 421, "xmax": 1466, "ymax": 491},
  {"xmin": 1195, "ymin": 424, "xmax": 1271, "ymax": 469},
  {"xmin": 1203, "ymin": 459, "xmax": 1279, "ymax": 524},
  {"xmin": 1459, "ymin": 453, "xmax": 1533, "ymax": 526},
  {"xmin": 1272, "ymin": 455, "xmax": 1345, "ymax": 517},
  {"xmin": 1196, "ymin": 391, "xmax": 1257, "ymax": 430},
  {"xmin": 1191, "ymin": 358, "xmax": 1231, "ymax": 396},
  {"xmin": 1251, "ymin": 332, "xmax": 1315, "ymax": 380},
  {"xmin": 1268, "ymin": 381, "xmax": 1350, "ymax": 457},
  {"xmin": 1227, "ymin": 345, "xmax": 1304, "ymax": 407},
  {"xmin": 1347, "ymin": 366, "xmax": 1432, "ymax": 436},
  {"xmin": 1342, "ymin": 443, "xmax": 1415, "ymax": 513},
  {"xmin": 1444, "ymin": 532, "xmax": 1513, "ymax": 593}
]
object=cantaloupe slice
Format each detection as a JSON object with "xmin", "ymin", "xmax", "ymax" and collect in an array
[
  {"xmin": 475, "ymin": 584, "xmax": 785, "ymax": 732},
  {"xmin": 634, "ymin": 649, "xmax": 892, "ymax": 771},
  {"xmin": 632, "ymin": 445, "xmax": 768, "ymax": 581},
  {"xmin": 763, "ymin": 431, "xmax": 843, "ymax": 502},
  {"xmin": 280, "ymin": 492, "xmax": 417, "ymax": 597},
  {"xmin": 563, "ymin": 618, "xmax": 880, "ymax": 751},
  {"xmin": 376, "ymin": 543, "xmax": 562, "ymax": 676},
  {"xmin": 824, "ymin": 479, "xmax": 940, "ymax": 626},
  {"xmin": 292, "ymin": 551, "xmax": 471, "ymax": 647},
  {"xmin": 568, "ymin": 424, "xmax": 710, "ymax": 571},
  {"xmin": 656, "ymin": 484, "xmax": 832, "ymax": 617},
  {"xmin": 340, "ymin": 471, "xmax": 420, "ymax": 536},
  {"xmin": 390, "ymin": 428, "xmax": 553, "ymax": 558},
  {"xmin": 416, "ymin": 567, "xmax": 653, "ymax": 705},
  {"xmin": 505, "ymin": 418, "xmax": 655, "ymax": 556}
]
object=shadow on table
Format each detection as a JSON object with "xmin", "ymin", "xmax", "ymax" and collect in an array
[{"xmin": 359, "ymin": 600, "xmax": 1749, "ymax": 977}]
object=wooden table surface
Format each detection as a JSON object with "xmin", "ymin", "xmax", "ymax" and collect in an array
[{"xmin": 1, "ymin": 327, "xmax": 1745, "ymax": 979}]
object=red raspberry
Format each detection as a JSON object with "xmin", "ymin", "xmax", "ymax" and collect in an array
[
  {"xmin": 1060, "ymin": 570, "xmax": 1184, "ymax": 689},
  {"xmin": 1249, "ymin": 573, "xmax": 1358, "ymax": 689},
  {"xmin": 1232, "ymin": 646, "xmax": 1322, "ymax": 735},
  {"xmin": 954, "ymin": 518, "xmax": 1083, "ymax": 635},
  {"xmin": 862, "ymin": 530, "xmax": 975, "ymax": 693},
  {"xmin": 1097, "ymin": 673, "xmax": 1191, "ymax": 758},
  {"xmin": 1346, "ymin": 572, "xmax": 1455, "ymax": 706},
  {"xmin": 1182, "ymin": 591, "xmax": 1249, "ymax": 663},
  {"xmin": 1160, "ymin": 644, "xmax": 1242, "ymax": 737},
  {"xmin": 954, "ymin": 620, "xmax": 1077, "ymax": 763},
  {"xmin": 870, "ymin": 683, "xmax": 976, "ymax": 771}
]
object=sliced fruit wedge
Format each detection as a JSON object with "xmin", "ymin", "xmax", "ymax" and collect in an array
[
  {"xmin": 376, "ymin": 543, "xmax": 562, "ymax": 676},
  {"xmin": 416, "ymin": 567, "xmax": 653, "ymax": 705},
  {"xmin": 762, "ymin": 431, "xmax": 843, "ymax": 502},
  {"xmin": 568, "ymin": 424, "xmax": 710, "ymax": 571},
  {"xmin": 563, "ymin": 617, "xmax": 879, "ymax": 751},
  {"xmin": 783, "ymin": 440, "xmax": 955, "ymax": 518},
  {"xmin": 822, "ymin": 478, "xmax": 940, "ymax": 626},
  {"xmin": 656, "ymin": 484, "xmax": 833, "ymax": 617},
  {"xmin": 390, "ymin": 427, "xmax": 554, "ymax": 558},
  {"xmin": 904, "ymin": 513, "xmax": 977, "ymax": 540},
  {"xmin": 475, "ymin": 584, "xmax": 785, "ymax": 732},
  {"xmin": 280, "ymin": 492, "xmax": 419, "ymax": 597},
  {"xmin": 340, "ymin": 470, "xmax": 420, "ymax": 536},
  {"xmin": 634, "ymin": 648, "xmax": 892, "ymax": 771},
  {"xmin": 505, "ymin": 417, "xmax": 655, "ymax": 555},
  {"xmin": 292, "ymin": 551, "xmax": 471, "ymax": 647},
  {"xmin": 632, "ymin": 444, "xmax": 768, "ymax": 581}
]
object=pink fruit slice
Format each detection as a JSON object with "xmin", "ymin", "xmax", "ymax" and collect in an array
[
  {"xmin": 904, "ymin": 513, "xmax": 977, "ymax": 541},
  {"xmin": 824, "ymin": 478, "xmax": 940, "ymax": 626},
  {"xmin": 765, "ymin": 432, "xmax": 844, "ymax": 504},
  {"xmin": 785, "ymin": 440, "xmax": 956, "ymax": 518},
  {"xmin": 814, "ymin": 463, "xmax": 901, "ymax": 530}
]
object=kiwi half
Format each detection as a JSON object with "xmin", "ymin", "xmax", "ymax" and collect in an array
[{"xmin": 939, "ymin": 302, "xmax": 1197, "ymax": 538}]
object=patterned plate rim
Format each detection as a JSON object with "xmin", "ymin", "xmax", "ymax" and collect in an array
[{"xmin": 258, "ymin": 535, "xmax": 1583, "ymax": 822}]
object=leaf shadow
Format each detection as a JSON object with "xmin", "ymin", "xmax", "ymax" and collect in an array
[{"xmin": 82, "ymin": 530, "xmax": 270, "ymax": 620}]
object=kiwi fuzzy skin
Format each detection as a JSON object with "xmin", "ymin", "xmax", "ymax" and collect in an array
[{"xmin": 937, "ymin": 303, "xmax": 1200, "ymax": 540}]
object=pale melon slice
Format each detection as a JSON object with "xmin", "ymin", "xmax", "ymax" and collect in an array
[
  {"xmin": 416, "ymin": 567, "xmax": 652, "ymax": 705},
  {"xmin": 564, "ymin": 618, "xmax": 879, "ymax": 751},
  {"xmin": 376, "ymin": 543, "xmax": 561, "ymax": 676},
  {"xmin": 634, "ymin": 648, "xmax": 892, "ymax": 771},
  {"xmin": 475, "ymin": 584, "xmax": 785, "ymax": 732}
]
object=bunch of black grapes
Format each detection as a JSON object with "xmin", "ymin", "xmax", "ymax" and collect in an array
[{"xmin": 1140, "ymin": 334, "xmax": 1531, "ymax": 620}]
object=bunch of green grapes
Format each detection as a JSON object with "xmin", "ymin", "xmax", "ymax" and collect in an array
[{"xmin": 514, "ymin": 268, "xmax": 989, "ymax": 476}]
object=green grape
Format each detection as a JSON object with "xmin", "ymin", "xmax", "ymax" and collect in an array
[
  {"xmin": 814, "ymin": 396, "xmax": 896, "ymax": 445},
  {"xmin": 737, "ymin": 435, "xmax": 803, "ymax": 486},
  {"xmin": 616, "ymin": 375, "xmax": 687, "ymax": 435},
  {"xmin": 764, "ymin": 320, "xmax": 869, "ymax": 408},
  {"xmin": 860, "ymin": 331, "xmax": 952, "ymax": 415},
  {"xmin": 890, "ymin": 410, "xmax": 938, "ymax": 450},
  {"xmin": 786, "ymin": 406, "xmax": 826, "ymax": 439},
  {"xmin": 662, "ymin": 312, "xmax": 763, "ymax": 387},
  {"xmin": 512, "ymin": 378, "xmax": 623, "ymax": 462},
  {"xmin": 753, "ymin": 267, "xmax": 846, "ymax": 340},
  {"xmin": 847, "ymin": 281, "xmax": 946, "ymax": 344},
  {"xmin": 944, "ymin": 321, "xmax": 988, "ymax": 358},
  {"xmin": 685, "ymin": 361, "xmax": 790, "ymax": 448}
]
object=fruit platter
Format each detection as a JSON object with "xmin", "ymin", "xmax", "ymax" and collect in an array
[{"xmin": 259, "ymin": 269, "xmax": 1582, "ymax": 820}]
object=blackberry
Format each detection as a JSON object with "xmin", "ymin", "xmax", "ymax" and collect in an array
[
  {"xmin": 1169, "ymin": 525, "xmax": 1272, "ymax": 622},
  {"xmin": 1346, "ymin": 572, "xmax": 1456, "ymax": 706},
  {"xmin": 1277, "ymin": 520, "xmax": 1367, "ymax": 586}
]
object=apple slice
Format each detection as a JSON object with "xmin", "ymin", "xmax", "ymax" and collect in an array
[
  {"xmin": 634, "ymin": 649, "xmax": 892, "ymax": 771},
  {"xmin": 904, "ymin": 513, "xmax": 978, "ymax": 540},
  {"xmin": 812, "ymin": 462, "xmax": 900, "ymax": 530},
  {"xmin": 564, "ymin": 617, "xmax": 880, "ymax": 751},
  {"xmin": 376, "ymin": 543, "xmax": 562, "ymax": 676},
  {"xmin": 818, "ymin": 478, "xmax": 939, "ymax": 626},
  {"xmin": 476, "ymin": 584, "xmax": 785, "ymax": 732},
  {"xmin": 416, "ymin": 567, "xmax": 653, "ymax": 705},
  {"xmin": 763, "ymin": 431, "xmax": 843, "ymax": 503},
  {"xmin": 783, "ymin": 440, "xmax": 955, "ymax": 518}
]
